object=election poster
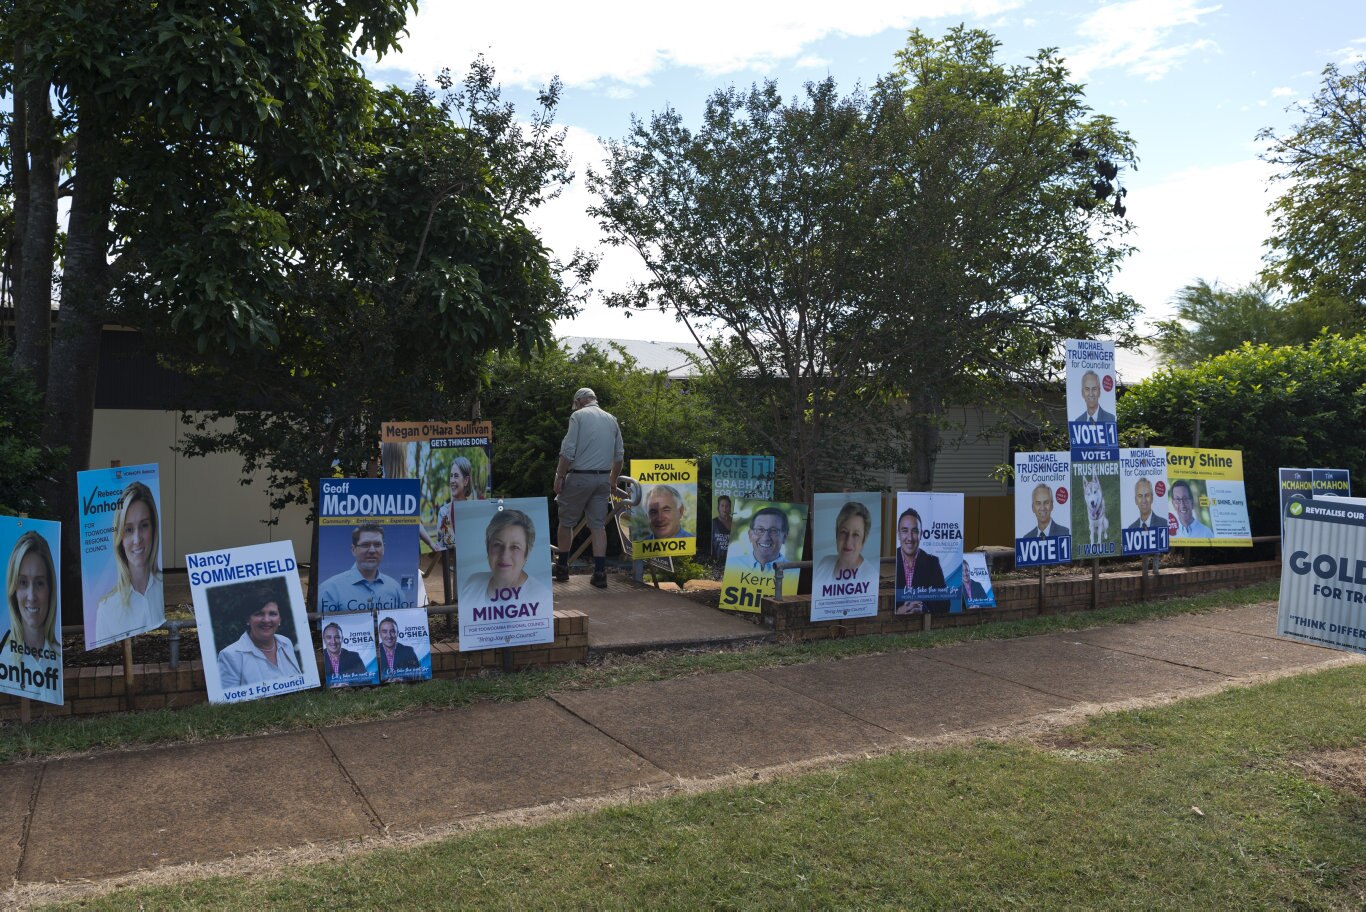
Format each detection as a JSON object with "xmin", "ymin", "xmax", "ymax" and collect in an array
[
  {"xmin": 893, "ymin": 493, "xmax": 963, "ymax": 615},
  {"xmin": 77, "ymin": 463, "xmax": 167, "ymax": 650},
  {"xmin": 316, "ymin": 478, "xmax": 421, "ymax": 614},
  {"xmin": 1065, "ymin": 339, "xmax": 1119, "ymax": 463},
  {"xmin": 961, "ymin": 552, "xmax": 996, "ymax": 609},
  {"xmin": 1, "ymin": 515, "xmax": 63, "ymax": 706},
  {"xmin": 375, "ymin": 606, "xmax": 432, "ymax": 683},
  {"xmin": 1070, "ymin": 458, "xmax": 1122, "ymax": 560},
  {"xmin": 1120, "ymin": 448, "xmax": 1170, "ymax": 557},
  {"xmin": 453, "ymin": 497, "xmax": 555, "ymax": 651},
  {"xmin": 810, "ymin": 493, "xmax": 882, "ymax": 622},
  {"xmin": 630, "ymin": 459, "xmax": 698, "ymax": 560},
  {"xmin": 1279, "ymin": 468, "xmax": 1353, "ymax": 539},
  {"xmin": 1277, "ymin": 496, "xmax": 1366, "ymax": 655},
  {"xmin": 719, "ymin": 500, "xmax": 807, "ymax": 613},
  {"xmin": 188, "ymin": 541, "xmax": 320, "ymax": 704},
  {"xmin": 320, "ymin": 612, "xmax": 379, "ymax": 688},
  {"xmin": 1167, "ymin": 447, "xmax": 1252, "ymax": 547},
  {"xmin": 380, "ymin": 420, "xmax": 493, "ymax": 553},
  {"xmin": 1013, "ymin": 451, "xmax": 1073, "ymax": 568},
  {"xmin": 710, "ymin": 455, "xmax": 776, "ymax": 562}
]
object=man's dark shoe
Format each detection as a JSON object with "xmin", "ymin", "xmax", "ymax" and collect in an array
[
  {"xmin": 554, "ymin": 563, "xmax": 570, "ymax": 582},
  {"xmin": 590, "ymin": 570, "xmax": 608, "ymax": 589}
]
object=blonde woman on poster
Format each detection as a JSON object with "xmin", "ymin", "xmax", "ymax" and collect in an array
[
  {"xmin": 94, "ymin": 481, "xmax": 165, "ymax": 645},
  {"xmin": 458, "ymin": 508, "xmax": 550, "ymax": 609},
  {"xmin": 5, "ymin": 530, "xmax": 62, "ymax": 699}
]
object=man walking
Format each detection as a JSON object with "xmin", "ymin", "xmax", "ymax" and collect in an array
[{"xmin": 553, "ymin": 388, "xmax": 624, "ymax": 588}]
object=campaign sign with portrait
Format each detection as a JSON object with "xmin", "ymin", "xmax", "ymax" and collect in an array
[
  {"xmin": 961, "ymin": 552, "xmax": 996, "ymax": 609},
  {"xmin": 319, "ymin": 612, "xmax": 379, "ymax": 688},
  {"xmin": 316, "ymin": 478, "xmax": 421, "ymax": 614},
  {"xmin": 380, "ymin": 420, "xmax": 493, "ymax": 553},
  {"xmin": 188, "ymin": 541, "xmax": 320, "ymax": 705},
  {"xmin": 1120, "ymin": 448, "xmax": 1170, "ymax": 557},
  {"xmin": 77, "ymin": 463, "xmax": 167, "ymax": 650},
  {"xmin": 719, "ymin": 500, "xmax": 807, "ymax": 613},
  {"xmin": 893, "ymin": 493, "xmax": 963, "ymax": 615},
  {"xmin": 1069, "ymin": 459, "xmax": 1122, "ymax": 560},
  {"xmin": 710, "ymin": 455, "xmax": 775, "ymax": 561},
  {"xmin": 1279, "ymin": 468, "xmax": 1352, "ymax": 539},
  {"xmin": 1013, "ymin": 451, "xmax": 1073, "ymax": 567},
  {"xmin": 1166, "ymin": 447, "xmax": 1252, "ymax": 547},
  {"xmin": 810, "ymin": 493, "xmax": 882, "ymax": 622},
  {"xmin": 1, "ymin": 515, "xmax": 63, "ymax": 706},
  {"xmin": 1277, "ymin": 496, "xmax": 1366, "ymax": 656},
  {"xmin": 630, "ymin": 459, "xmax": 698, "ymax": 560},
  {"xmin": 1065, "ymin": 338, "xmax": 1119, "ymax": 463},
  {"xmin": 375, "ymin": 606, "xmax": 432, "ymax": 683},
  {"xmin": 453, "ymin": 498, "xmax": 555, "ymax": 651}
]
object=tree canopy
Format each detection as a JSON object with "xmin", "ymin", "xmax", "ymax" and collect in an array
[
  {"xmin": 589, "ymin": 27, "xmax": 1139, "ymax": 499},
  {"xmin": 1153, "ymin": 279, "xmax": 1361, "ymax": 368},
  {"xmin": 1260, "ymin": 61, "xmax": 1366, "ymax": 312}
]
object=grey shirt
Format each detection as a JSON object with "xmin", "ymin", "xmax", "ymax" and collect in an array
[{"xmin": 559, "ymin": 404, "xmax": 624, "ymax": 471}]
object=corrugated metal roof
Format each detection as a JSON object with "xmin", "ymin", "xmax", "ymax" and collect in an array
[{"xmin": 559, "ymin": 336, "xmax": 703, "ymax": 379}]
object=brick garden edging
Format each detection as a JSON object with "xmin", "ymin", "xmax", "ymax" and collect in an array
[
  {"xmin": 762, "ymin": 561, "xmax": 1281, "ymax": 642},
  {"xmin": 0, "ymin": 609, "xmax": 587, "ymax": 721}
]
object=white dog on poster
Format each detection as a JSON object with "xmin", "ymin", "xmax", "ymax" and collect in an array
[{"xmin": 1084, "ymin": 473, "xmax": 1108, "ymax": 546}]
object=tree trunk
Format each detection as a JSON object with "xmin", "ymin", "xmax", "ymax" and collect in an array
[
  {"xmin": 905, "ymin": 392, "xmax": 943, "ymax": 492},
  {"xmin": 13, "ymin": 65, "xmax": 58, "ymax": 393},
  {"xmin": 42, "ymin": 115, "xmax": 114, "ymax": 624}
]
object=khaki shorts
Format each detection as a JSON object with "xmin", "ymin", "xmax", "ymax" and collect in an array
[{"xmin": 558, "ymin": 472, "xmax": 611, "ymax": 530}]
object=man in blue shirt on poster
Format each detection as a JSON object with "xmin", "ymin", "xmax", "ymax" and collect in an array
[{"xmin": 318, "ymin": 524, "xmax": 408, "ymax": 612}]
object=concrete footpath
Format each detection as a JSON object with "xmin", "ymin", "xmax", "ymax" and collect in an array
[{"xmin": 2, "ymin": 600, "xmax": 1359, "ymax": 890}]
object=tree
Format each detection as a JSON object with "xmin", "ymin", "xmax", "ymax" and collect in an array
[
  {"xmin": 1117, "ymin": 334, "xmax": 1366, "ymax": 535},
  {"xmin": 1260, "ymin": 61, "xmax": 1366, "ymax": 311},
  {"xmin": 3, "ymin": 0, "xmax": 411, "ymax": 612},
  {"xmin": 0, "ymin": 346, "xmax": 62, "ymax": 517},
  {"xmin": 873, "ymin": 28, "xmax": 1139, "ymax": 489},
  {"xmin": 589, "ymin": 27, "xmax": 1139, "ymax": 500},
  {"xmin": 174, "ymin": 65, "xmax": 590, "ymax": 582},
  {"xmin": 1154, "ymin": 279, "xmax": 1362, "ymax": 367}
]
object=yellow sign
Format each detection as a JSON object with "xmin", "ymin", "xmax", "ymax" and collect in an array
[
  {"xmin": 1166, "ymin": 447, "xmax": 1252, "ymax": 547},
  {"xmin": 629, "ymin": 459, "xmax": 698, "ymax": 560}
]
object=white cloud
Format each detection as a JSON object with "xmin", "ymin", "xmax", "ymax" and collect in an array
[
  {"xmin": 1067, "ymin": 0, "xmax": 1220, "ymax": 80},
  {"xmin": 795, "ymin": 55, "xmax": 832, "ymax": 70},
  {"xmin": 1270, "ymin": 86, "xmax": 1296, "ymax": 97},
  {"xmin": 1113, "ymin": 158, "xmax": 1275, "ymax": 329},
  {"xmin": 378, "ymin": 0, "xmax": 1022, "ymax": 89}
]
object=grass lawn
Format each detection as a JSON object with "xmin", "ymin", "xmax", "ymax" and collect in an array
[
  {"xmin": 0, "ymin": 581, "xmax": 1281, "ymax": 763},
  {"xmin": 58, "ymin": 661, "xmax": 1365, "ymax": 909}
]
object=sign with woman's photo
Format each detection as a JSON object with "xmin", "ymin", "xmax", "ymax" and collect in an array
[
  {"xmin": 893, "ymin": 493, "xmax": 963, "ymax": 615},
  {"xmin": 630, "ymin": 459, "xmax": 698, "ymax": 559},
  {"xmin": 375, "ymin": 607, "xmax": 432, "ymax": 682},
  {"xmin": 810, "ymin": 493, "xmax": 882, "ymax": 622},
  {"xmin": 188, "ymin": 541, "xmax": 320, "ymax": 704},
  {"xmin": 1166, "ymin": 447, "xmax": 1252, "ymax": 547},
  {"xmin": 380, "ymin": 421, "xmax": 493, "ymax": 553},
  {"xmin": 1, "ymin": 515, "xmax": 64, "ymax": 706},
  {"xmin": 1014, "ymin": 452, "xmax": 1073, "ymax": 567},
  {"xmin": 710, "ymin": 455, "xmax": 775, "ymax": 562},
  {"xmin": 1120, "ymin": 448, "xmax": 1170, "ymax": 556},
  {"xmin": 719, "ymin": 500, "xmax": 807, "ymax": 613},
  {"xmin": 76, "ymin": 463, "xmax": 167, "ymax": 649},
  {"xmin": 453, "ymin": 498, "xmax": 555, "ymax": 651},
  {"xmin": 320, "ymin": 613, "xmax": 379, "ymax": 688},
  {"xmin": 316, "ymin": 478, "xmax": 421, "ymax": 613}
]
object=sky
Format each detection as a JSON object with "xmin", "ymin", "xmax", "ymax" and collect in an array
[{"xmin": 366, "ymin": 1, "xmax": 1366, "ymax": 381}]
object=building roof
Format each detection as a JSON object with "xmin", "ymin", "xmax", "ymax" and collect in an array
[{"xmin": 559, "ymin": 336, "xmax": 704, "ymax": 379}]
